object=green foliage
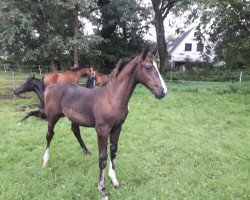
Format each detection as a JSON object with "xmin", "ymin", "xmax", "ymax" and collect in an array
[
  {"xmin": 185, "ymin": 60, "xmax": 214, "ymax": 70},
  {"xmin": 0, "ymin": 0, "xmax": 75, "ymax": 65},
  {"xmin": 0, "ymin": 0, "xmax": 150, "ymax": 70},
  {"xmin": 224, "ymin": 36, "xmax": 250, "ymax": 69},
  {"xmin": 175, "ymin": 0, "xmax": 250, "ymax": 69},
  {"xmin": 176, "ymin": 0, "xmax": 250, "ymax": 69},
  {"xmin": 95, "ymin": 0, "xmax": 150, "ymax": 69}
]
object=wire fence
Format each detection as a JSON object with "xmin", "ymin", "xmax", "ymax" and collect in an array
[
  {"xmin": 165, "ymin": 69, "xmax": 249, "ymax": 83},
  {"xmin": 0, "ymin": 64, "xmax": 249, "ymax": 99},
  {"xmin": 2, "ymin": 64, "xmax": 52, "ymax": 75}
]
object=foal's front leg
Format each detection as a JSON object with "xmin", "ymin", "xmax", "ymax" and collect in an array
[
  {"xmin": 109, "ymin": 126, "xmax": 121, "ymax": 189},
  {"xmin": 96, "ymin": 125, "xmax": 110, "ymax": 200}
]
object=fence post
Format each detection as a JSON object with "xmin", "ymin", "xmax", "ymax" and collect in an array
[
  {"xmin": 4, "ymin": 65, "xmax": 6, "ymax": 72},
  {"xmin": 12, "ymin": 71, "xmax": 16, "ymax": 99},
  {"xmin": 239, "ymin": 70, "xmax": 242, "ymax": 83},
  {"xmin": 170, "ymin": 70, "xmax": 173, "ymax": 82},
  {"xmin": 39, "ymin": 65, "xmax": 42, "ymax": 76}
]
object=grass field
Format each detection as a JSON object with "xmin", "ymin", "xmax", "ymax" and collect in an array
[{"xmin": 0, "ymin": 73, "xmax": 249, "ymax": 199}]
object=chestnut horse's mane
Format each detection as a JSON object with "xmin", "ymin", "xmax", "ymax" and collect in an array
[{"xmin": 69, "ymin": 66, "xmax": 90, "ymax": 72}]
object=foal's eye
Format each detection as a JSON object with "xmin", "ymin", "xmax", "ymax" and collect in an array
[{"xmin": 145, "ymin": 66, "xmax": 153, "ymax": 72}]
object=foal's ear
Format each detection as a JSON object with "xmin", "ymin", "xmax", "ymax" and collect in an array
[
  {"xmin": 29, "ymin": 74, "xmax": 35, "ymax": 79},
  {"xmin": 142, "ymin": 45, "xmax": 150, "ymax": 60},
  {"xmin": 152, "ymin": 46, "xmax": 158, "ymax": 56}
]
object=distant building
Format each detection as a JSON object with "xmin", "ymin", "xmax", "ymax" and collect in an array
[{"xmin": 168, "ymin": 28, "xmax": 213, "ymax": 69}]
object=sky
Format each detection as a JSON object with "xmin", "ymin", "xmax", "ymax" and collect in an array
[{"xmin": 82, "ymin": 0, "xmax": 196, "ymax": 42}]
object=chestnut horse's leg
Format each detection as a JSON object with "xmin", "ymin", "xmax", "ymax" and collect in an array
[
  {"xmin": 43, "ymin": 117, "xmax": 59, "ymax": 167},
  {"xmin": 108, "ymin": 126, "xmax": 121, "ymax": 189},
  {"xmin": 71, "ymin": 122, "xmax": 91, "ymax": 155},
  {"xmin": 96, "ymin": 125, "xmax": 110, "ymax": 200}
]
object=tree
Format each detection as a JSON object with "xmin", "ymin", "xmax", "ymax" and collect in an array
[
  {"xmin": 0, "ymin": 0, "xmax": 74, "ymax": 69},
  {"xmin": 67, "ymin": 0, "xmax": 95, "ymax": 68},
  {"xmin": 176, "ymin": 0, "xmax": 250, "ymax": 69},
  {"xmin": 0, "ymin": 0, "xmax": 151, "ymax": 71},
  {"xmin": 73, "ymin": 2, "xmax": 80, "ymax": 68},
  {"xmin": 95, "ymin": 0, "xmax": 150, "ymax": 70},
  {"xmin": 207, "ymin": 0, "xmax": 250, "ymax": 69},
  {"xmin": 151, "ymin": 0, "xmax": 179, "ymax": 73},
  {"xmin": 0, "ymin": 0, "xmax": 99, "ymax": 70}
]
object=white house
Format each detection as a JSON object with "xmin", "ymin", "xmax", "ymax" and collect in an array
[{"xmin": 168, "ymin": 28, "xmax": 213, "ymax": 69}]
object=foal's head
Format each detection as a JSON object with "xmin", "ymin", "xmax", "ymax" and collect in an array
[
  {"xmin": 13, "ymin": 75, "xmax": 38, "ymax": 95},
  {"xmin": 135, "ymin": 47, "xmax": 167, "ymax": 99}
]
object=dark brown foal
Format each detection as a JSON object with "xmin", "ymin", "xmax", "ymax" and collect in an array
[{"xmin": 42, "ymin": 47, "xmax": 167, "ymax": 199}]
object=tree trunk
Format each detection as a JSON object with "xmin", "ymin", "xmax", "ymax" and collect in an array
[
  {"xmin": 154, "ymin": 11, "xmax": 169, "ymax": 73},
  {"xmin": 73, "ymin": 3, "xmax": 79, "ymax": 68},
  {"xmin": 51, "ymin": 57, "xmax": 61, "ymax": 71},
  {"xmin": 51, "ymin": 60, "xmax": 57, "ymax": 72}
]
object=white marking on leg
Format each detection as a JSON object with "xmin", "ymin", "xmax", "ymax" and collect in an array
[
  {"xmin": 153, "ymin": 61, "xmax": 167, "ymax": 94},
  {"xmin": 108, "ymin": 160, "xmax": 119, "ymax": 188},
  {"xmin": 98, "ymin": 169, "xmax": 109, "ymax": 200},
  {"xmin": 43, "ymin": 148, "xmax": 50, "ymax": 167}
]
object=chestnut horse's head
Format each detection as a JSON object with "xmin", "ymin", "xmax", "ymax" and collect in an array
[
  {"xmin": 135, "ymin": 47, "xmax": 167, "ymax": 99},
  {"xmin": 76, "ymin": 67, "xmax": 94, "ymax": 76}
]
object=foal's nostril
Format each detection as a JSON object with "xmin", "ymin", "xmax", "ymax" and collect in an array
[
  {"xmin": 160, "ymin": 89, "xmax": 166, "ymax": 97},
  {"xmin": 154, "ymin": 88, "xmax": 166, "ymax": 99}
]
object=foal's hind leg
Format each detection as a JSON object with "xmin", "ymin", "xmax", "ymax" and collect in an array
[
  {"xmin": 43, "ymin": 117, "xmax": 59, "ymax": 167},
  {"xmin": 71, "ymin": 122, "xmax": 91, "ymax": 155},
  {"xmin": 109, "ymin": 126, "xmax": 121, "ymax": 189}
]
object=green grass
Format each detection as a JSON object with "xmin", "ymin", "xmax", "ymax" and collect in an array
[{"xmin": 0, "ymin": 74, "xmax": 249, "ymax": 199}]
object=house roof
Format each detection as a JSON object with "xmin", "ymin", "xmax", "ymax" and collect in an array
[{"xmin": 168, "ymin": 28, "xmax": 194, "ymax": 55}]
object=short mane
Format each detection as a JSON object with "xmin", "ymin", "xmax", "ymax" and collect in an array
[
  {"xmin": 110, "ymin": 53, "xmax": 139, "ymax": 79},
  {"xmin": 117, "ymin": 58, "xmax": 131, "ymax": 73},
  {"xmin": 109, "ymin": 58, "xmax": 131, "ymax": 80},
  {"xmin": 70, "ymin": 67, "xmax": 87, "ymax": 71}
]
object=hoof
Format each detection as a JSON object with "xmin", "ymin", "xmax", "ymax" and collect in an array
[
  {"xmin": 42, "ymin": 162, "xmax": 48, "ymax": 167},
  {"xmin": 83, "ymin": 149, "xmax": 91, "ymax": 155},
  {"xmin": 111, "ymin": 180, "xmax": 120, "ymax": 189},
  {"xmin": 100, "ymin": 193, "xmax": 109, "ymax": 200},
  {"xmin": 113, "ymin": 184, "xmax": 119, "ymax": 189}
]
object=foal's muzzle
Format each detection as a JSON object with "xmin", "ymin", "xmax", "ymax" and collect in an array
[
  {"xmin": 13, "ymin": 90, "xmax": 19, "ymax": 95},
  {"xmin": 154, "ymin": 88, "xmax": 166, "ymax": 99}
]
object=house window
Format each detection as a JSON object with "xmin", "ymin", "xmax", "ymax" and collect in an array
[
  {"xmin": 197, "ymin": 43, "xmax": 204, "ymax": 52},
  {"xmin": 185, "ymin": 43, "xmax": 192, "ymax": 51}
]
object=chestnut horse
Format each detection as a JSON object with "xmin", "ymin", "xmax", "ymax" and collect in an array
[
  {"xmin": 13, "ymin": 75, "xmax": 46, "ymax": 123},
  {"xmin": 43, "ymin": 67, "xmax": 93, "ymax": 86},
  {"xmin": 42, "ymin": 47, "xmax": 167, "ymax": 199},
  {"xmin": 94, "ymin": 71, "xmax": 110, "ymax": 87}
]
